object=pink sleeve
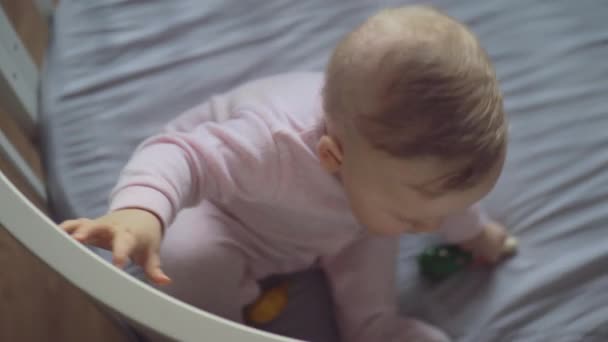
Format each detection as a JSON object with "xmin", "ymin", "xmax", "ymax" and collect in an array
[
  {"xmin": 438, "ymin": 204, "xmax": 490, "ymax": 243},
  {"xmin": 109, "ymin": 109, "xmax": 280, "ymax": 229}
]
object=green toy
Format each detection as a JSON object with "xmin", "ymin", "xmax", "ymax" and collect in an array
[
  {"xmin": 418, "ymin": 236, "xmax": 518, "ymax": 282},
  {"xmin": 417, "ymin": 244, "xmax": 474, "ymax": 282}
]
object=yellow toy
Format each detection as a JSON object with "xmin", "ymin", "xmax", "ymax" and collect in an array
[{"xmin": 245, "ymin": 281, "xmax": 290, "ymax": 325}]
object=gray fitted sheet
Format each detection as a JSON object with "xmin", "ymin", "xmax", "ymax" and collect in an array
[{"xmin": 41, "ymin": 1, "xmax": 608, "ymax": 341}]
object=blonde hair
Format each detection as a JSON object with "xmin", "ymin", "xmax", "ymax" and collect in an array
[{"xmin": 324, "ymin": 6, "xmax": 507, "ymax": 190}]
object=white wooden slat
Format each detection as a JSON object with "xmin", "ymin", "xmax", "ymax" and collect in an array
[
  {"xmin": 34, "ymin": 0, "xmax": 55, "ymax": 19},
  {"xmin": 0, "ymin": 5, "xmax": 39, "ymax": 135},
  {"xmin": 0, "ymin": 128, "xmax": 46, "ymax": 200}
]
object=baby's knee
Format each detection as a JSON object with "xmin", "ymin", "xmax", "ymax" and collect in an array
[
  {"xmin": 161, "ymin": 238, "xmax": 244, "ymax": 276},
  {"xmin": 158, "ymin": 239, "xmax": 255, "ymax": 322}
]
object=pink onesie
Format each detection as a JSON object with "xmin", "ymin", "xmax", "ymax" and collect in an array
[{"xmin": 110, "ymin": 72, "xmax": 487, "ymax": 342}]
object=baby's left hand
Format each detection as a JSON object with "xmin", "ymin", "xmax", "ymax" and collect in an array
[{"xmin": 460, "ymin": 222, "xmax": 517, "ymax": 265}]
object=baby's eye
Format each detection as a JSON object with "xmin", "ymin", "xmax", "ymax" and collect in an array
[
  {"xmin": 419, "ymin": 188, "xmax": 445, "ymax": 199},
  {"xmin": 405, "ymin": 183, "xmax": 445, "ymax": 199}
]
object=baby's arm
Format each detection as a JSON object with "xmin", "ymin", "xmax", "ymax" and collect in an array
[
  {"xmin": 110, "ymin": 109, "xmax": 281, "ymax": 228},
  {"xmin": 439, "ymin": 204, "xmax": 516, "ymax": 264},
  {"xmin": 321, "ymin": 234, "xmax": 449, "ymax": 342},
  {"xmin": 62, "ymin": 108, "xmax": 280, "ymax": 283}
]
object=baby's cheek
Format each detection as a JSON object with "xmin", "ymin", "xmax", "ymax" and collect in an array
[
  {"xmin": 417, "ymin": 197, "xmax": 458, "ymax": 219},
  {"xmin": 401, "ymin": 192, "xmax": 432, "ymax": 211},
  {"xmin": 439, "ymin": 193, "xmax": 483, "ymax": 215}
]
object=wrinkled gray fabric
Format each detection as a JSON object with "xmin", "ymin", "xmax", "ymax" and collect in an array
[{"xmin": 41, "ymin": 0, "xmax": 608, "ymax": 341}]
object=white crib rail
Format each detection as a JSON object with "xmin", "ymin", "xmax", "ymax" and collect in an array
[{"xmin": 0, "ymin": 171, "xmax": 300, "ymax": 342}]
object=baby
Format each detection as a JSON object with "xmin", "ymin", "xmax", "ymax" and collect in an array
[{"xmin": 62, "ymin": 6, "xmax": 513, "ymax": 342}]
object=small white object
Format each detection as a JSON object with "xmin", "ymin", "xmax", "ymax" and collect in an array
[{"xmin": 503, "ymin": 236, "xmax": 519, "ymax": 254}]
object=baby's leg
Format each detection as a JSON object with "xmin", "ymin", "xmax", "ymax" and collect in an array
[
  {"xmin": 322, "ymin": 235, "xmax": 450, "ymax": 342},
  {"xmin": 158, "ymin": 203, "xmax": 260, "ymax": 322}
]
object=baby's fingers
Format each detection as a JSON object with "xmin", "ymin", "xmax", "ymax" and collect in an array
[
  {"xmin": 60, "ymin": 219, "xmax": 89, "ymax": 234},
  {"xmin": 74, "ymin": 225, "xmax": 110, "ymax": 243},
  {"xmin": 144, "ymin": 252, "xmax": 171, "ymax": 285},
  {"xmin": 112, "ymin": 231, "xmax": 137, "ymax": 269},
  {"xmin": 62, "ymin": 219, "xmax": 112, "ymax": 245}
]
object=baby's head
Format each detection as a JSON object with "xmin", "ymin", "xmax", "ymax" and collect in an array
[{"xmin": 318, "ymin": 6, "xmax": 507, "ymax": 235}]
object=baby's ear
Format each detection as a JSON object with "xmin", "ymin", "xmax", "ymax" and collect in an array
[{"xmin": 317, "ymin": 135, "xmax": 343, "ymax": 173}]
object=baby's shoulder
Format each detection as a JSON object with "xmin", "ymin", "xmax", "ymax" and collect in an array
[
  {"xmin": 168, "ymin": 72, "xmax": 325, "ymax": 148},
  {"xmin": 234, "ymin": 72, "xmax": 324, "ymax": 100},
  {"xmin": 227, "ymin": 72, "xmax": 326, "ymax": 132}
]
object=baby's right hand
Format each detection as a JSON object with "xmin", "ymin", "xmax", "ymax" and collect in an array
[{"xmin": 60, "ymin": 208, "xmax": 171, "ymax": 285}]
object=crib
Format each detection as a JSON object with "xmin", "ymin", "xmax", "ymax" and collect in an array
[{"xmin": 2, "ymin": 1, "xmax": 608, "ymax": 341}]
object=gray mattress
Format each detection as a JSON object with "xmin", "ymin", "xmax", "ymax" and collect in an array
[{"xmin": 41, "ymin": 0, "xmax": 608, "ymax": 341}]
